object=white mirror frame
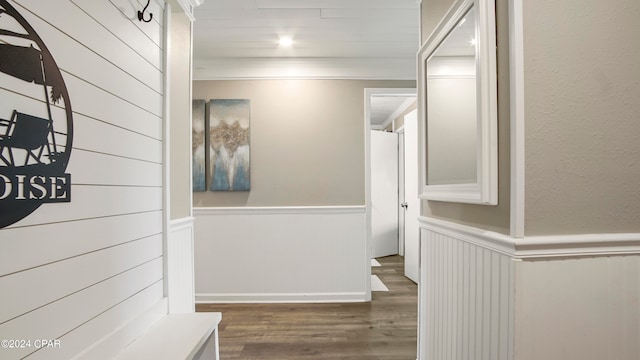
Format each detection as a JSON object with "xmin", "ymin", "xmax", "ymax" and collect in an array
[{"xmin": 417, "ymin": 0, "xmax": 498, "ymax": 205}]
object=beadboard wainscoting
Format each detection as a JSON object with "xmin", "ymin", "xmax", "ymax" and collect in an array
[
  {"xmin": 418, "ymin": 218, "xmax": 515, "ymax": 360},
  {"xmin": 194, "ymin": 206, "xmax": 367, "ymax": 303},
  {"xmin": 418, "ymin": 216, "xmax": 640, "ymax": 360},
  {"xmin": 167, "ymin": 217, "xmax": 196, "ymax": 313}
]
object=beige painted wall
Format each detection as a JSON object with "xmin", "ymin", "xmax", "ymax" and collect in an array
[
  {"xmin": 515, "ymin": 256, "xmax": 640, "ymax": 360},
  {"xmin": 193, "ymin": 79, "xmax": 414, "ymax": 207},
  {"xmin": 523, "ymin": 0, "xmax": 640, "ymax": 235},
  {"xmin": 420, "ymin": 0, "xmax": 511, "ymax": 234},
  {"xmin": 169, "ymin": 12, "xmax": 192, "ymax": 220},
  {"xmin": 420, "ymin": 0, "xmax": 454, "ymax": 45}
]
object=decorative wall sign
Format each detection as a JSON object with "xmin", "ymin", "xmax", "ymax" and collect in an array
[
  {"xmin": 208, "ymin": 99, "xmax": 250, "ymax": 191},
  {"xmin": 192, "ymin": 99, "xmax": 206, "ymax": 192},
  {"xmin": 0, "ymin": 0, "xmax": 73, "ymax": 228}
]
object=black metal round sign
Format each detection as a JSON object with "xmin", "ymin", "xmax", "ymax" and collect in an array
[{"xmin": 0, "ymin": 0, "xmax": 73, "ymax": 228}]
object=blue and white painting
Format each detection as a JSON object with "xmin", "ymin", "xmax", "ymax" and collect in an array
[
  {"xmin": 192, "ymin": 99, "xmax": 206, "ymax": 192},
  {"xmin": 209, "ymin": 99, "xmax": 250, "ymax": 191}
]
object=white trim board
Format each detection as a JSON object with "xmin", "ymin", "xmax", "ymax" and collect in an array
[
  {"xmin": 194, "ymin": 206, "xmax": 365, "ymax": 216},
  {"xmin": 509, "ymin": 0, "xmax": 526, "ymax": 238},
  {"xmin": 419, "ymin": 216, "xmax": 640, "ymax": 259},
  {"xmin": 196, "ymin": 292, "xmax": 367, "ymax": 304}
]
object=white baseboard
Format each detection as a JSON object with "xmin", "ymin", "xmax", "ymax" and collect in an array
[
  {"xmin": 196, "ymin": 292, "xmax": 367, "ymax": 304},
  {"xmin": 194, "ymin": 205, "xmax": 366, "ymax": 215}
]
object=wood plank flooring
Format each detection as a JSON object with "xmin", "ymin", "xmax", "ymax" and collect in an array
[{"xmin": 196, "ymin": 255, "xmax": 418, "ymax": 359}]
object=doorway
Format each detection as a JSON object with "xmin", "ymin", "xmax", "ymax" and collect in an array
[{"xmin": 365, "ymin": 88, "xmax": 417, "ymax": 296}]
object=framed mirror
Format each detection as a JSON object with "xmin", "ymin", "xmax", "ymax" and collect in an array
[{"xmin": 417, "ymin": 0, "xmax": 498, "ymax": 205}]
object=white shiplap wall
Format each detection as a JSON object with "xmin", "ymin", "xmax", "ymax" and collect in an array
[{"xmin": 0, "ymin": 1, "xmax": 165, "ymax": 359}]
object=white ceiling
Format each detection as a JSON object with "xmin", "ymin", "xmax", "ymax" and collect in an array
[
  {"xmin": 192, "ymin": 0, "xmax": 420, "ymax": 80},
  {"xmin": 370, "ymin": 95, "xmax": 416, "ymax": 129}
]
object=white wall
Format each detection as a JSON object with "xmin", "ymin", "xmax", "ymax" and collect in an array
[
  {"xmin": 194, "ymin": 207, "xmax": 367, "ymax": 303},
  {"xmin": 0, "ymin": 1, "xmax": 167, "ymax": 359}
]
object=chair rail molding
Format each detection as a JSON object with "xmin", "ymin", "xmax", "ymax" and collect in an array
[{"xmin": 419, "ymin": 216, "xmax": 640, "ymax": 259}]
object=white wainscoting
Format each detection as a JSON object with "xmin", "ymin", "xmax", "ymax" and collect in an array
[
  {"xmin": 167, "ymin": 217, "xmax": 196, "ymax": 313},
  {"xmin": 194, "ymin": 206, "xmax": 367, "ymax": 303},
  {"xmin": 514, "ymin": 255, "xmax": 640, "ymax": 360},
  {"xmin": 418, "ymin": 216, "xmax": 640, "ymax": 360},
  {"xmin": 418, "ymin": 218, "xmax": 515, "ymax": 360}
]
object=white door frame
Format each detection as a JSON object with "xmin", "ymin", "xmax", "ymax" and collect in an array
[
  {"xmin": 364, "ymin": 87, "xmax": 416, "ymax": 301},
  {"xmin": 396, "ymin": 126, "xmax": 406, "ymax": 257}
]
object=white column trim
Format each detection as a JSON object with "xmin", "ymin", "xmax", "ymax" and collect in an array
[
  {"xmin": 419, "ymin": 216, "xmax": 640, "ymax": 259},
  {"xmin": 162, "ymin": 2, "xmax": 172, "ymax": 300},
  {"xmin": 509, "ymin": 0, "xmax": 526, "ymax": 238}
]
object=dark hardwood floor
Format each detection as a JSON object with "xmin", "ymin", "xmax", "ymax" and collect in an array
[{"xmin": 197, "ymin": 255, "xmax": 418, "ymax": 359}]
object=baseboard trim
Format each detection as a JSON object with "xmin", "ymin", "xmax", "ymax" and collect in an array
[
  {"xmin": 195, "ymin": 292, "xmax": 368, "ymax": 304},
  {"xmin": 194, "ymin": 206, "xmax": 366, "ymax": 216},
  {"xmin": 419, "ymin": 216, "xmax": 640, "ymax": 259}
]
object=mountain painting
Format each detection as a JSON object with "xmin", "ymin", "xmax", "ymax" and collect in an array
[
  {"xmin": 208, "ymin": 99, "xmax": 250, "ymax": 191},
  {"xmin": 192, "ymin": 99, "xmax": 206, "ymax": 192}
]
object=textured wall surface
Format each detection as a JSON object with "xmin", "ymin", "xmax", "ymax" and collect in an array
[
  {"xmin": 193, "ymin": 79, "xmax": 414, "ymax": 207},
  {"xmin": 420, "ymin": 0, "xmax": 511, "ymax": 234},
  {"xmin": 523, "ymin": 0, "xmax": 640, "ymax": 235},
  {"xmin": 420, "ymin": 0, "xmax": 456, "ymax": 45}
]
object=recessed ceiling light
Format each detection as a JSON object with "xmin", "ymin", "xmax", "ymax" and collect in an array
[
  {"xmin": 469, "ymin": 37, "xmax": 477, "ymax": 46},
  {"xmin": 279, "ymin": 37, "xmax": 293, "ymax": 47}
]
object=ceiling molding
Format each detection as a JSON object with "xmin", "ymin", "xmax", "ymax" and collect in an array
[
  {"xmin": 379, "ymin": 96, "xmax": 417, "ymax": 130},
  {"xmin": 193, "ymin": 58, "xmax": 417, "ymax": 80},
  {"xmin": 169, "ymin": 0, "xmax": 204, "ymax": 20}
]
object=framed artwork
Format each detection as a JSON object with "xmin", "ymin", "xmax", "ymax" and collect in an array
[
  {"xmin": 192, "ymin": 99, "xmax": 206, "ymax": 192},
  {"xmin": 208, "ymin": 99, "xmax": 250, "ymax": 191}
]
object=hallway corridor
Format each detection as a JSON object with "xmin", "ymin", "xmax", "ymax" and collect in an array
[{"xmin": 197, "ymin": 255, "xmax": 418, "ymax": 359}]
